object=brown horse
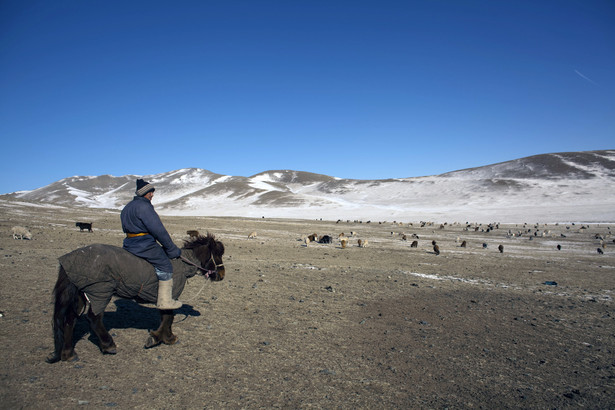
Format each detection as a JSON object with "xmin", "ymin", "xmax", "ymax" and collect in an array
[{"xmin": 46, "ymin": 233, "xmax": 225, "ymax": 363}]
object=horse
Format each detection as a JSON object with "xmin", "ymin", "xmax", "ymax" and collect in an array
[{"xmin": 46, "ymin": 233, "xmax": 225, "ymax": 363}]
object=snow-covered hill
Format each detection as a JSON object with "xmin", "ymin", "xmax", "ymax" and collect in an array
[{"xmin": 3, "ymin": 150, "xmax": 614, "ymax": 223}]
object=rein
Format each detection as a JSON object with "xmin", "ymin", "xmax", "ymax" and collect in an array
[{"xmin": 180, "ymin": 252, "xmax": 223, "ymax": 279}]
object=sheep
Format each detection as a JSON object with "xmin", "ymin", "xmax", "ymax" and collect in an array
[
  {"xmin": 12, "ymin": 226, "xmax": 32, "ymax": 240},
  {"xmin": 340, "ymin": 237, "xmax": 348, "ymax": 249}
]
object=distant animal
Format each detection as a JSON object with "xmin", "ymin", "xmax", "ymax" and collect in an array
[
  {"xmin": 340, "ymin": 237, "xmax": 348, "ymax": 249},
  {"xmin": 410, "ymin": 240, "xmax": 418, "ymax": 248},
  {"xmin": 308, "ymin": 233, "xmax": 318, "ymax": 242},
  {"xmin": 597, "ymin": 248, "xmax": 604, "ymax": 255},
  {"xmin": 401, "ymin": 234, "xmax": 407, "ymax": 241},
  {"xmin": 75, "ymin": 222, "xmax": 93, "ymax": 232},
  {"xmin": 433, "ymin": 244, "xmax": 440, "ymax": 255},
  {"xmin": 557, "ymin": 244, "xmax": 561, "ymax": 251},
  {"xmin": 319, "ymin": 235, "xmax": 333, "ymax": 244},
  {"xmin": 432, "ymin": 240, "xmax": 437, "ymax": 246},
  {"xmin": 46, "ymin": 233, "xmax": 225, "ymax": 363},
  {"xmin": 358, "ymin": 239, "xmax": 368, "ymax": 248},
  {"xmin": 498, "ymin": 244, "xmax": 504, "ymax": 253},
  {"xmin": 187, "ymin": 230, "xmax": 200, "ymax": 238},
  {"xmin": 350, "ymin": 231, "xmax": 357, "ymax": 237},
  {"xmin": 11, "ymin": 226, "xmax": 32, "ymax": 240},
  {"xmin": 247, "ymin": 231, "xmax": 257, "ymax": 239},
  {"xmin": 460, "ymin": 240, "xmax": 467, "ymax": 248},
  {"xmin": 482, "ymin": 243, "xmax": 488, "ymax": 249}
]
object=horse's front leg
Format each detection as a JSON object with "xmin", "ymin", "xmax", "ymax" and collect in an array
[
  {"xmin": 86, "ymin": 309, "xmax": 117, "ymax": 355},
  {"xmin": 145, "ymin": 310, "xmax": 177, "ymax": 349}
]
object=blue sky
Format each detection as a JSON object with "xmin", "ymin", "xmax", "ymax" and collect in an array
[{"xmin": 1, "ymin": 0, "xmax": 613, "ymax": 194}]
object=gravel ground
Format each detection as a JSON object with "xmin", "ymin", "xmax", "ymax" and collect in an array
[{"xmin": 1, "ymin": 201, "xmax": 614, "ymax": 408}]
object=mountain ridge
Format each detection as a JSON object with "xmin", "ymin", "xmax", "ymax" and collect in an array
[{"xmin": 3, "ymin": 150, "xmax": 615, "ymax": 222}]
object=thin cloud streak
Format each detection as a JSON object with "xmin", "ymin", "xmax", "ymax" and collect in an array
[{"xmin": 574, "ymin": 69, "xmax": 597, "ymax": 85}]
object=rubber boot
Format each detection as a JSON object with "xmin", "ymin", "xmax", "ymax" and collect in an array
[{"xmin": 156, "ymin": 279, "xmax": 182, "ymax": 310}]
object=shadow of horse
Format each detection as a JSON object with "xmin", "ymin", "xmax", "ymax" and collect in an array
[{"xmin": 72, "ymin": 300, "xmax": 202, "ymax": 349}]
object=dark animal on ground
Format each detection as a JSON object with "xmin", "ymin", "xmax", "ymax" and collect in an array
[
  {"xmin": 597, "ymin": 248, "xmax": 604, "ymax": 255},
  {"xmin": 482, "ymin": 243, "xmax": 488, "ymax": 249},
  {"xmin": 557, "ymin": 244, "xmax": 562, "ymax": 250},
  {"xmin": 46, "ymin": 233, "xmax": 225, "ymax": 363},
  {"xmin": 318, "ymin": 235, "xmax": 333, "ymax": 244},
  {"xmin": 498, "ymin": 244, "xmax": 504, "ymax": 253},
  {"xmin": 433, "ymin": 244, "xmax": 440, "ymax": 255},
  {"xmin": 75, "ymin": 222, "xmax": 93, "ymax": 232},
  {"xmin": 432, "ymin": 240, "xmax": 437, "ymax": 246},
  {"xmin": 460, "ymin": 240, "xmax": 467, "ymax": 248},
  {"xmin": 410, "ymin": 240, "xmax": 418, "ymax": 248}
]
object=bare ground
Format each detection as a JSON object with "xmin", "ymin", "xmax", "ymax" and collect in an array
[{"xmin": 1, "ymin": 202, "xmax": 614, "ymax": 408}]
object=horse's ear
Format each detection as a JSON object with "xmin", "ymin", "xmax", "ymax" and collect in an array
[{"xmin": 215, "ymin": 240, "xmax": 225, "ymax": 256}]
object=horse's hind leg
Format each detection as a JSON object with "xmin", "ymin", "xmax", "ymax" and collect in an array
[
  {"xmin": 145, "ymin": 310, "xmax": 177, "ymax": 349},
  {"xmin": 86, "ymin": 310, "xmax": 117, "ymax": 355},
  {"xmin": 46, "ymin": 268, "xmax": 84, "ymax": 363}
]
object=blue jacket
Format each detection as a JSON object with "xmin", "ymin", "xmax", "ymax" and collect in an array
[{"xmin": 120, "ymin": 196, "xmax": 181, "ymax": 273}]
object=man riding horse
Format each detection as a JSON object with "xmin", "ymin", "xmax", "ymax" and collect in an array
[{"xmin": 121, "ymin": 179, "xmax": 182, "ymax": 310}]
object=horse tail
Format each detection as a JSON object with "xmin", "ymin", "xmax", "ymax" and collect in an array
[{"xmin": 47, "ymin": 265, "xmax": 81, "ymax": 363}]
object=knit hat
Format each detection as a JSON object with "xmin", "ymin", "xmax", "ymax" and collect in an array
[{"xmin": 135, "ymin": 179, "xmax": 155, "ymax": 196}]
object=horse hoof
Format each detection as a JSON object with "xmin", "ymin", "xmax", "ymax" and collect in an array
[
  {"xmin": 144, "ymin": 336, "xmax": 161, "ymax": 349},
  {"xmin": 102, "ymin": 346, "xmax": 117, "ymax": 355},
  {"xmin": 164, "ymin": 335, "xmax": 178, "ymax": 345},
  {"xmin": 46, "ymin": 353, "xmax": 60, "ymax": 364},
  {"xmin": 61, "ymin": 353, "xmax": 79, "ymax": 362}
]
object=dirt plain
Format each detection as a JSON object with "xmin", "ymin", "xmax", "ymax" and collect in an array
[{"xmin": 1, "ymin": 201, "xmax": 614, "ymax": 409}]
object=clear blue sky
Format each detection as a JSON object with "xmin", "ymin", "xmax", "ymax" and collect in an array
[{"xmin": 1, "ymin": 0, "xmax": 613, "ymax": 194}]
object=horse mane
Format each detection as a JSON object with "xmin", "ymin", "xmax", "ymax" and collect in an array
[{"xmin": 182, "ymin": 232, "xmax": 225, "ymax": 262}]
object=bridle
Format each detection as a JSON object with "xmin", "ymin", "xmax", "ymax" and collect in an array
[{"xmin": 180, "ymin": 251, "xmax": 224, "ymax": 279}]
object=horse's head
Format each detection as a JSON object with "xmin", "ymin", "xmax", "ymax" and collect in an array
[{"xmin": 183, "ymin": 233, "xmax": 225, "ymax": 281}]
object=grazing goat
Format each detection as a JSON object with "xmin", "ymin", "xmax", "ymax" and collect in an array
[
  {"xmin": 340, "ymin": 237, "xmax": 348, "ymax": 249},
  {"xmin": 358, "ymin": 239, "xmax": 369, "ymax": 248},
  {"xmin": 433, "ymin": 244, "xmax": 440, "ymax": 255},
  {"xmin": 75, "ymin": 222, "xmax": 93, "ymax": 232},
  {"xmin": 460, "ymin": 240, "xmax": 467, "ymax": 248},
  {"xmin": 247, "ymin": 231, "xmax": 257, "ymax": 239},
  {"xmin": 498, "ymin": 244, "xmax": 504, "ymax": 253},
  {"xmin": 12, "ymin": 226, "xmax": 32, "ymax": 240},
  {"xmin": 319, "ymin": 235, "xmax": 333, "ymax": 244},
  {"xmin": 410, "ymin": 240, "xmax": 418, "ymax": 248},
  {"xmin": 308, "ymin": 233, "xmax": 318, "ymax": 242},
  {"xmin": 597, "ymin": 248, "xmax": 604, "ymax": 255}
]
